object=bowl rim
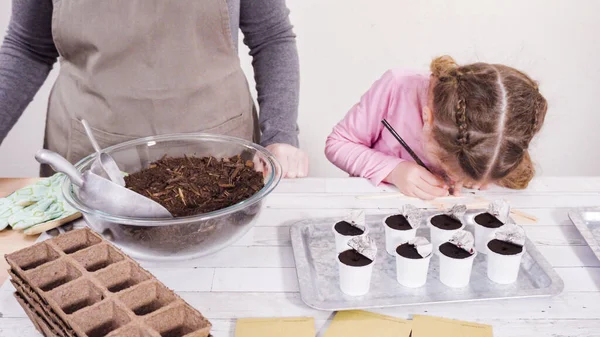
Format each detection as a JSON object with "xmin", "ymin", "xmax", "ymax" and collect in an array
[{"xmin": 62, "ymin": 132, "xmax": 282, "ymax": 226}]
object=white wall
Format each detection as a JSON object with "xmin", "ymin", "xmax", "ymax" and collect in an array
[{"xmin": 1, "ymin": 0, "xmax": 600, "ymax": 178}]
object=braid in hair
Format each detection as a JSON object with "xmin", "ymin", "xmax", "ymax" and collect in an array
[
  {"xmin": 454, "ymin": 70, "xmax": 468, "ymax": 147},
  {"xmin": 434, "ymin": 59, "xmax": 471, "ymax": 147},
  {"xmin": 455, "ymin": 98, "xmax": 468, "ymax": 146}
]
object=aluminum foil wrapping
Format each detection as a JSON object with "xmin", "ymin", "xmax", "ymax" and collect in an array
[
  {"xmin": 401, "ymin": 204, "xmax": 423, "ymax": 229},
  {"xmin": 449, "ymin": 230, "xmax": 475, "ymax": 254},
  {"xmin": 494, "ymin": 224, "xmax": 526, "ymax": 247},
  {"xmin": 446, "ymin": 204, "xmax": 467, "ymax": 221},
  {"xmin": 347, "ymin": 235, "xmax": 377, "ymax": 261},
  {"xmin": 343, "ymin": 210, "xmax": 366, "ymax": 231},
  {"xmin": 488, "ymin": 199, "xmax": 511, "ymax": 224},
  {"xmin": 408, "ymin": 236, "xmax": 432, "ymax": 258}
]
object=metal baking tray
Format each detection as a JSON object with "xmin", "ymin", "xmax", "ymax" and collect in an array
[
  {"xmin": 568, "ymin": 207, "xmax": 600, "ymax": 261},
  {"xmin": 290, "ymin": 212, "xmax": 564, "ymax": 311}
]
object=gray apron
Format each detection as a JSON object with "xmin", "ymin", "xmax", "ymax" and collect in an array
[{"xmin": 43, "ymin": 0, "xmax": 258, "ymax": 176}]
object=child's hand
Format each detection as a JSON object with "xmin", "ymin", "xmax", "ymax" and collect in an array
[
  {"xmin": 385, "ymin": 162, "xmax": 449, "ymax": 200},
  {"xmin": 453, "ymin": 182, "xmax": 491, "ymax": 195}
]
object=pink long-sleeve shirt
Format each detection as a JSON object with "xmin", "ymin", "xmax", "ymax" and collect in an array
[{"xmin": 325, "ymin": 69, "xmax": 432, "ymax": 185}]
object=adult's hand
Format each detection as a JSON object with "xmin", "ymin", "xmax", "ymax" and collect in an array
[{"xmin": 266, "ymin": 143, "xmax": 309, "ymax": 178}]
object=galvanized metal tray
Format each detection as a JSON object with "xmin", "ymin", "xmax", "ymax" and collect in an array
[
  {"xmin": 290, "ymin": 212, "xmax": 564, "ymax": 311},
  {"xmin": 568, "ymin": 207, "xmax": 600, "ymax": 261}
]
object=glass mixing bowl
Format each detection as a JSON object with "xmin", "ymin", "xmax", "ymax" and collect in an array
[{"xmin": 62, "ymin": 133, "xmax": 282, "ymax": 261}]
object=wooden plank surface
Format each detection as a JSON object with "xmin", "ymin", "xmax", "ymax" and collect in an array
[
  {"xmin": 0, "ymin": 178, "xmax": 41, "ymax": 285},
  {"xmin": 1, "ymin": 177, "xmax": 600, "ymax": 337}
]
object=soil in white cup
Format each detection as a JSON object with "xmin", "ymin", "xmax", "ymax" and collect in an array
[
  {"xmin": 474, "ymin": 212, "xmax": 505, "ymax": 254},
  {"xmin": 438, "ymin": 240, "xmax": 476, "ymax": 288},
  {"xmin": 439, "ymin": 242, "xmax": 472, "ymax": 259},
  {"xmin": 339, "ymin": 249, "xmax": 373, "ymax": 266},
  {"xmin": 474, "ymin": 213, "xmax": 504, "ymax": 229},
  {"xmin": 337, "ymin": 248, "xmax": 375, "ymax": 296},
  {"xmin": 385, "ymin": 215, "xmax": 412, "ymax": 230},
  {"xmin": 395, "ymin": 241, "xmax": 432, "ymax": 288},
  {"xmin": 384, "ymin": 214, "xmax": 417, "ymax": 255},
  {"xmin": 430, "ymin": 214, "xmax": 462, "ymax": 230},
  {"xmin": 333, "ymin": 219, "xmax": 367, "ymax": 254},
  {"xmin": 487, "ymin": 239, "xmax": 523, "ymax": 255},
  {"xmin": 396, "ymin": 243, "xmax": 422, "ymax": 259},
  {"xmin": 487, "ymin": 238, "xmax": 525, "ymax": 284},
  {"xmin": 429, "ymin": 214, "xmax": 464, "ymax": 250},
  {"xmin": 334, "ymin": 221, "xmax": 365, "ymax": 236}
]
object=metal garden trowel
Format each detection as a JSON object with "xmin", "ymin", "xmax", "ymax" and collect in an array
[
  {"xmin": 80, "ymin": 119, "xmax": 126, "ymax": 186},
  {"xmin": 35, "ymin": 149, "xmax": 172, "ymax": 219}
]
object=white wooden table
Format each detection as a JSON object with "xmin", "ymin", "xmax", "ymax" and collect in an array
[{"xmin": 1, "ymin": 177, "xmax": 600, "ymax": 337}]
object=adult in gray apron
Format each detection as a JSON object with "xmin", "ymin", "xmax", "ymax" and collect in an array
[{"xmin": 42, "ymin": 0, "xmax": 257, "ymax": 176}]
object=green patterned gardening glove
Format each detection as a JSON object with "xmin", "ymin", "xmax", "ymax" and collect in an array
[{"xmin": 0, "ymin": 174, "xmax": 78, "ymax": 231}]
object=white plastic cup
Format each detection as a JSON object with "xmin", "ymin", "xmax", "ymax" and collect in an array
[
  {"xmin": 428, "ymin": 216, "xmax": 465, "ymax": 253},
  {"xmin": 383, "ymin": 216, "xmax": 416, "ymax": 255},
  {"xmin": 395, "ymin": 251, "xmax": 431, "ymax": 288},
  {"xmin": 472, "ymin": 213, "xmax": 505, "ymax": 255},
  {"xmin": 337, "ymin": 250, "xmax": 375, "ymax": 296},
  {"xmin": 332, "ymin": 222, "xmax": 369, "ymax": 253},
  {"xmin": 487, "ymin": 243, "xmax": 525, "ymax": 284},
  {"xmin": 474, "ymin": 224, "xmax": 497, "ymax": 255},
  {"xmin": 438, "ymin": 246, "xmax": 477, "ymax": 288}
]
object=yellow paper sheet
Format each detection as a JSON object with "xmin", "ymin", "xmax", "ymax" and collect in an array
[
  {"xmin": 411, "ymin": 315, "xmax": 493, "ymax": 337},
  {"xmin": 235, "ymin": 317, "xmax": 315, "ymax": 337},
  {"xmin": 323, "ymin": 310, "xmax": 412, "ymax": 337}
]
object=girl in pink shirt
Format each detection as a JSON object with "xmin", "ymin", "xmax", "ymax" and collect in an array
[{"xmin": 325, "ymin": 56, "xmax": 547, "ymax": 200}]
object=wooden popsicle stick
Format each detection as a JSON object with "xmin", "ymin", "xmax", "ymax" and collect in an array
[
  {"xmin": 356, "ymin": 193, "xmax": 473, "ymax": 201},
  {"xmin": 433, "ymin": 199, "xmax": 538, "ymax": 223},
  {"xmin": 355, "ymin": 193, "xmax": 539, "ymax": 223},
  {"xmin": 430, "ymin": 197, "xmax": 489, "ymax": 210},
  {"xmin": 433, "ymin": 200, "xmax": 538, "ymax": 224},
  {"xmin": 23, "ymin": 212, "xmax": 82, "ymax": 236},
  {"xmin": 355, "ymin": 193, "xmax": 413, "ymax": 200},
  {"xmin": 510, "ymin": 209, "xmax": 538, "ymax": 224}
]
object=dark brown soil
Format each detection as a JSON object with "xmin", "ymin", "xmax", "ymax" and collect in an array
[
  {"xmin": 430, "ymin": 214, "xmax": 462, "ymax": 230},
  {"xmin": 385, "ymin": 215, "xmax": 412, "ymax": 230},
  {"xmin": 487, "ymin": 239, "xmax": 523, "ymax": 255},
  {"xmin": 338, "ymin": 249, "xmax": 372, "ymax": 267},
  {"xmin": 124, "ymin": 155, "xmax": 264, "ymax": 217},
  {"xmin": 334, "ymin": 221, "xmax": 364, "ymax": 236},
  {"xmin": 396, "ymin": 243, "xmax": 423, "ymax": 259},
  {"xmin": 474, "ymin": 212, "xmax": 504, "ymax": 229},
  {"xmin": 439, "ymin": 242, "xmax": 472, "ymax": 259}
]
